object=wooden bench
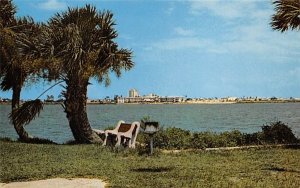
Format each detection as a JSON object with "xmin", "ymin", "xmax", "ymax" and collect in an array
[
  {"xmin": 116, "ymin": 122, "xmax": 140, "ymax": 148},
  {"xmin": 102, "ymin": 121, "xmax": 140, "ymax": 148}
]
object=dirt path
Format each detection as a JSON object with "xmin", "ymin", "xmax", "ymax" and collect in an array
[
  {"xmin": 162, "ymin": 144, "xmax": 300, "ymax": 153},
  {"xmin": 0, "ymin": 178, "xmax": 106, "ymax": 188}
]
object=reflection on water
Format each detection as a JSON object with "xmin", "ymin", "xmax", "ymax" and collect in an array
[{"xmin": 0, "ymin": 103, "xmax": 299, "ymax": 143}]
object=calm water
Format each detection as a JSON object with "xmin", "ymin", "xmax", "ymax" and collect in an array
[{"xmin": 1, "ymin": 103, "xmax": 299, "ymax": 143}]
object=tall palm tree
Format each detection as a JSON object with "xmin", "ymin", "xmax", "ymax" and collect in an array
[
  {"xmin": 271, "ymin": 0, "xmax": 300, "ymax": 32},
  {"xmin": 0, "ymin": 0, "xmax": 39, "ymax": 141},
  {"xmin": 17, "ymin": 5, "xmax": 134, "ymax": 143}
]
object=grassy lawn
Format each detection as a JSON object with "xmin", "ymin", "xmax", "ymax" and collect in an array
[{"xmin": 1, "ymin": 141, "xmax": 300, "ymax": 187}]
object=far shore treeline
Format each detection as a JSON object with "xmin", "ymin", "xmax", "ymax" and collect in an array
[{"xmin": 0, "ymin": 96, "xmax": 299, "ymax": 105}]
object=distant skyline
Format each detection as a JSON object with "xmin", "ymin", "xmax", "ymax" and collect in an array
[{"xmin": 0, "ymin": 0, "xmax": 299, "ymax": 100}]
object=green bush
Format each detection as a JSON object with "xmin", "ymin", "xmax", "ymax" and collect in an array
[
  {"xmin": 138, "ymin": 127, "xmax": 192, "ymax": 149},
  {"xmin": 219, "ymin": 130, "xmax": 245, "ymax": 147},
  {"xmin": 190, "ymin": 130, "xmax": 245, "ymax": 149},
  {"xmin": 163, "ymin": 127, "xmax": 192, "ymax": 149},
  {"xmin": 243, "ymin": 132, "xmax": 264, "ymax": 145},
  {"xmin": 190, "ymin": 131, "xmax": 216, "ymax": 149},
  {"xmin": 137, "ymin": 121, "xmax": 299, "ymax": 150},
  {"xmin": 261, "ymin": 121, "xmax": 298, "ymax": 144}
]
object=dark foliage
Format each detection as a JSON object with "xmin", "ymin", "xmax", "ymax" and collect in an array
[
  {"xmin": 0, "ymin": 136, "xmax": 56, "ymax": 144},
  {"xmin": 9, "ymin": 99, "xmax": 43, "ymax": 127},
  {"xmin": 137, "ymin": 121, "xmax": 299, "ymax": 150},
  {"xmin": 243, "ymin": 132, "xmax": 264, "ymax": 145},
  {"xmin": 261, "ymin": 121, "xmax": 298, "ymax": 144},
  {"xmin": 20, "ymin": 137, "xmax": 57, "ymax": 144},
  {"xmin": 0, "ymin": 0, "xmax": 16, "ymax": 28},
  {"xmin": 271, "ymin": 0, "xmax": 300, "ymax": 32}
]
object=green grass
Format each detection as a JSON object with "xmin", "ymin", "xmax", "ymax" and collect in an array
[{"xmin": 1, "ymin": 140, "xmax": 300, "ymax": 187}]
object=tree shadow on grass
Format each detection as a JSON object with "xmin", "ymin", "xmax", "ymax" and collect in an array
[
  {"xmin": 264, "ymin": 166, "xmax": 300, "ymax": 173},
  {"xmin": 130, "ymin": 167, "xmax": 174, "ymax": 173}
]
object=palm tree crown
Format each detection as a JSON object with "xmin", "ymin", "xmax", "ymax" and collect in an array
[
  {"xmin": 23, "ymin": 5, "xmax": 133, "ymax": 84},
  {"xmin": 271, "ymin": 0, "xmax": 300, "ymax": 32}
]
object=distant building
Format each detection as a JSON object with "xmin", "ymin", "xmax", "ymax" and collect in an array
[
  {"xmin": 143, "ymin": 93, "xmax": 159, "ymax": 102},
  {"xmin": 129, "ymin": 89, "xmax": 139, "ymax": 98},
  {"xmin": 115, "ymin": 90, "xmax": 186, "ymax": 104},
  {"xmin": 159, "ymin": 96, "xmax": 186, "ymax": 103},
  {"xmin": 227, "ymin": 97, "xmax": 238, "ymax": 102}
]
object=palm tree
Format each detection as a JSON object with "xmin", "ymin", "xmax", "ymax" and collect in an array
[
  {"xmin": 0, "ymin": 0, "xmax": 15, "ymax": 27},
  {"xmin": 271, "ymin": 0, "xmax": 300, "ymax": 32},
  {"xmin": 0, "ymin": 0, "xmax": 40, "ymax": 141},
  {"xmin": 17, "ymin": 5, "xmax": 134, "ymax": 143}
]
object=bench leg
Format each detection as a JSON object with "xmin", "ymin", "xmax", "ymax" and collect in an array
[
  {"xmin": 102, "ymin": 132, "xmax": 108, "ymax": 146},
  {"xmin": 116, "ymin": 134, "xmax": 121, "ymax": 147}
]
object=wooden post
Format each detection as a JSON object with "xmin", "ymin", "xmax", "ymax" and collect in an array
[{"xmin": 149, "ymin": 135, "xmax": 154, "ymax": 155}]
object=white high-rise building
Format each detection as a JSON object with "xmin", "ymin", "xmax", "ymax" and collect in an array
[{"xmin": 129, "ymin": 89, "xmax": 139, "ymax": 98}]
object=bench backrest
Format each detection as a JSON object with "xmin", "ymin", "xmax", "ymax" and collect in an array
[{"xmin": 117, "ymin": 123, "xmax": 132, "ymax": 133}]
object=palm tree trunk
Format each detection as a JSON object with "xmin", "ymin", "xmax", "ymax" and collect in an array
[
  {"xmin": 12, "ymin": 83, "xmax": 31, "ymax": 141},
  {"xmin": 64, "ymin": 77, "xmax": 102, "ymax": 143}
]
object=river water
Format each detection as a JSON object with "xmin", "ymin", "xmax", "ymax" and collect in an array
[{"xmin": 0, "ymin": 103, "xmax": 299, "ymax": 143}]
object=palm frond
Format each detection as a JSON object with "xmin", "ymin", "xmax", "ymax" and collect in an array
[
  {"xmin": 271, "ymin": 0, "xmax": 300, "ymax": 32},
  {"xmin": 18, "ymin": 4, "xmax": 134, "ymax": 88},
  {"xmin": 9, "ymin": 99, "xmax": 44, "ymax": 127},
  {"xmin": 0, "ymin": 0, "xmax": 16, "ymax": 27},
  {"xmin": 0, "ymin": 71, "xmax": 13, "ymax": 90}
]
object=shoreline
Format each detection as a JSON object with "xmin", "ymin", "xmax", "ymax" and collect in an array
[{"xmin": 1, "ymin": 100, "xmax": 300, "ymax": 105}]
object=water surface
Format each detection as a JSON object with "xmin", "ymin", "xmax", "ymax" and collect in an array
[{"xmin": 0, "ymin": 103, "xmax": 299, "ymax": 143}]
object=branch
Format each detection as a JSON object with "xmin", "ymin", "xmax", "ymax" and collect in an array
[{"xmin": 36, "ymin": 80, "xmax": 64, "ymax": 99}]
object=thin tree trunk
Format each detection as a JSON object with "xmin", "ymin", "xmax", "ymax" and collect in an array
[
  {"xmin": 12, "ymin": 83, "xmax": 31, "ymax": 141},
  {"xmin": 64, "ymin": 77, "xmax": 102, "ymax": 143}
]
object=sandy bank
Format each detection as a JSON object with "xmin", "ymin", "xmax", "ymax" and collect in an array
[{"xmin": 0, "ymin": 178, "xmax": 106, "ymax": 188}]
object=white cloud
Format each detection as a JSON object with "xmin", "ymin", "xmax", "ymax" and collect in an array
[
  {"xmin": 174, "ymin": 27, "xmax": 195, "ymax": 37},
  {"xmin": 146, "ymin": 25, "xmax": 299, "ymax": 61},
  {"xmin": 189, "ymin": 0, "xmax": 256, "ymax": 19},
  {"xmin": 218, "ymin": 11, "xmax": 300, "ymax": 58},
  {"xmin": 143, "ymin": 0, "xmax": 299, "ymax": 64},
  {"xmin": 38, "ymin": 0, "xmax": 67, "ymax": 11}
]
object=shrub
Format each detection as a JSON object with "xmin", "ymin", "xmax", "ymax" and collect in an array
[
  {"xmin": 65, "ymin": 140, "xmax": 78, "ymax": 145},
  {"xmin": 162, "ymin": 127, "xmax": 192, "ymax": 149},
  {"xmin": 261, "ymin": 121, "xmax": 298, "ymax": 144},
  {"xmin": 190, "ymin": 131, "xmax": 216, "ymax": 149},
  {"xmin": 136, "ymin": 121, "xmax": 299, "ymax": 150},
  {"xmin": 0, "ymin": 137, "xmax": 14, "ymax": 142},
  {"xmin": 21, "ymin": 137, "xmax": 57, "ymax": 144},
  {"xmin": 219, "ymin": 130, "xmax": 245, "ymax": 146},
  {"xmin": 151, "ymin": 128, "xmax": 170, "ymax": 148},
  {"xmin": 138, "ymin": 127, "xmax": 192, "ymax": 149},
  {"xmin": 243, "ymin": 132, "xmax": 264, "ymax": 145}
]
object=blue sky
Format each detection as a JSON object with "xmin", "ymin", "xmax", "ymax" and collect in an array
[{"xmin": 1, "ymin": 0, "xmax": 299, "ymax": 99}]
